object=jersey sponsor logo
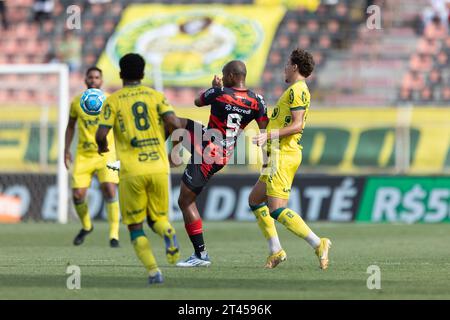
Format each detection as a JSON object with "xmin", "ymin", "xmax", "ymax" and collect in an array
[
  {"xmin": 228, "ymin": 106, "xmax": 252, "ymax": 115},
  {"xmin": 82, "ymin": 117, "xmax": 99, "ymax": 129},
  {"xmin": 130, "ymin": 137, "xmax": 160, "ymax": 148},
  {"xmin": 82, "ymin": 142, "xmax": 97, "ymax": 150},
  {"xmin": 127, "ymin": 208, "xmax": 145, "ymax": 216},
  {"xmin": 138, "ymin": 151, "xmax": 160, "ymax": 162}
]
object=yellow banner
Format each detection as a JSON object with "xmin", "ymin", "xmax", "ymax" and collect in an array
[
  {"xmin": 175, "ymin": 107, "xmax": 450, "ymax": 174},
  {"xmin": 305, "ymin": 107, "xmax": 450, "ymax": 174},
  {"xmin": 1, "ymin": 107, "xmax": 448, "ymax": 174},
  {"xmin": 98, "ymin": 4, "xmax": 286, "ymax": 87},
  {"xmin": 254, "ymin": 0, "xmax": 320, "ymax": 11}
]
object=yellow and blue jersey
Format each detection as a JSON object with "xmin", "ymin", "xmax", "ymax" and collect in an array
[
  {"xmin": 267, "ymin": 80, "xmax": 310, "ymax": 153},
  {"xmin": 99, "ymin": 85, "xmax": 174, "ymax": 179}
]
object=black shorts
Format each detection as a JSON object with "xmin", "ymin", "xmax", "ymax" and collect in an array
[{"xmin": 180, "ymin": 119, "xmax": 225, "ymax": 195}]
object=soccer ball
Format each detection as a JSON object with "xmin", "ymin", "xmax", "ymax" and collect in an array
[{"xmin": 80, "ymin": 88, "xmax": 106, "ymax": 116}]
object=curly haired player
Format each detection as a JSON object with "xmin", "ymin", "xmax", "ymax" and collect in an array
[{"xmin": 249, "ymin": 49, "xmax": 332, "ymax": 270}]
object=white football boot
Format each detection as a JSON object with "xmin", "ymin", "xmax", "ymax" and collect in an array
[{"xmin": 176, "ymin": 253, "xmax": 211, "ymax": 268}]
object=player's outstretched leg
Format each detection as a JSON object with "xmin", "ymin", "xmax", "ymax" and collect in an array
[
  {"xmin": 270, "ymin": 207, "xmax": 332, "ymax": 270},
  {"xmin": 129, "ymin": 224, "xmax": 163, "ymax": 285},
  {"xmin": 176, "ymin": 182, "xmax": 210, "ymax": 267},
  {"xmin": 72, "ymin": 188, "xmax": 94, "ymax": 246},
  {"xmin": 250, "ymin": 203, "xmax": 286, "ymax": 268},
  {"xmin": 147, "ymin": 216, "xmax": 180, "ymax": 264},
  {"xmin": 101, "ymin": 183, "xmax": 120, "ymax": 248},
  {"xmin": 249, "ymin": 180, "xmax": 286, "ymax": 268}
]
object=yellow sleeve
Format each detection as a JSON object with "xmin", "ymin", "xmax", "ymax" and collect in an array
[
  {"xmin": 69, "ymin": 97, "xmax": 78, "ymax": 118},
  {"xmin": 289, "ymin": 87, "xmax": 310, "ymax": 111},
  {"xmin": 157, "ymin": 93, "xmax": 175, "ymax": 116},
  {"xmin": 99, "ymin": 97, "xmax": 116, "ymax": 128}
]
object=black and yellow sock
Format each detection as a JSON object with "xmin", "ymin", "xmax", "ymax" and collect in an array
[
  {"xmin": 150, "ymin": 218, "xmax": 175, "ymax": 239},
  {"xmin": 270, "ymin": 207, "xmax": 312, "ymax": 239},
  {"xmin": 130, "ymin": 229, "xmax": 159, "ymax": 275},
  {"xmin": 74, "ymin": 200, "xmax": 92, "ymax": 231},
  {"xmin": 105, "ymin": 198, "xmax": 120, "ymax": 240}
]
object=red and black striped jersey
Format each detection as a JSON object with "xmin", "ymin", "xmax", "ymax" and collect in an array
[{"xmin": 198, "ymin": 86, "xmax": 268, "ymax": 163}]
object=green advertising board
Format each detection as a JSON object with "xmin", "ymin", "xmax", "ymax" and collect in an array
[{"xmin": 357, "ymin": 177, "xmax": 450, "ymax": 223}]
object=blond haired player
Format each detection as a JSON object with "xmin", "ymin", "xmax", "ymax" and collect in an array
[
  {"xmin": 249, "ymin": 49, "xmax": 332, "ymax": 269},
  {"xmin": 64, "ymin": 67, "xmax": 120, "ymax": 248},
  {"xmin": 96, "ymin": 53, "xmax": 182, "ymax": 284}
]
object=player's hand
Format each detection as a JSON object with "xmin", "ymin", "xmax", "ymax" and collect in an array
[
  {"xmin": 64, "ymin": 150, "xmax": 72, "ymax": 170},
  {"xmin": 212, "ymin": 75, "xmax": 222, "ymax": 88},
  {"xmin": 253, "ymin": 133, "xmax": 268, "ymax": 147}
]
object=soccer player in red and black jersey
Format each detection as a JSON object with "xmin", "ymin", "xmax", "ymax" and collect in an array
[{"xmin": 176, "ymin": 60, "xmax": 268, "ymax": 267}]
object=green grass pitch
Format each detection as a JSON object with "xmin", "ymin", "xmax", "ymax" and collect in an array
[{"xmin": 0, "ymin": 221, "xmax": 449, "ymax": 299}]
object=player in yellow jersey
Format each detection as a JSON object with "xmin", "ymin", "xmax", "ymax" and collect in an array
[
  {"xmin": 249, "ymin": 49, "xmax": 332, "ymax": 269},
  {"xmin": 96, "ymin": 53, "xmax": 184, "ymax": 284},
  {"xmin": 64, "ymin": 67, "xmax": 120, "ymax": 248}
]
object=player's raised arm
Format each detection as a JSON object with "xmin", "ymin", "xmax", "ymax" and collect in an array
[
  {"xmin": 255, "ymin": 94, "xmax": 269, "ymax": 130},
  {"xmin": 64, "ymin": 116, "xmax": 77, "ymax": 169},
  {"xmin": 64, "ymin": 98, "xmax": 80, "ymax": 169},
  {"xmin": 194, "ymin": 76, "xmax": 223, "ymax": 107},
  {"xmin": 194, "ymin": 96, "xmax": 205, "ymax": 107}
]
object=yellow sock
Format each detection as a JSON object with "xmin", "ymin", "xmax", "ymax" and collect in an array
[
  {"xmin": 74, "ymin": 200, "xmax": 92, "ymax": 231},
  {"xmin": 151, "ymin": 218, "xmax": 176, "ymax": 238},
  {"xmin": 271, "ymin": 207, "xmax": 312, "ymax": 239},
  {"xmin": 250, "ymin": 203, "xmax": 278, "ymax": 239},
  {"xmin": 106, "ymin": 200, "xmax": 120, "ymax": 240},
  {"xmin": 130, "ymin": 230, "xmax": 159, "ymax": 274}
]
